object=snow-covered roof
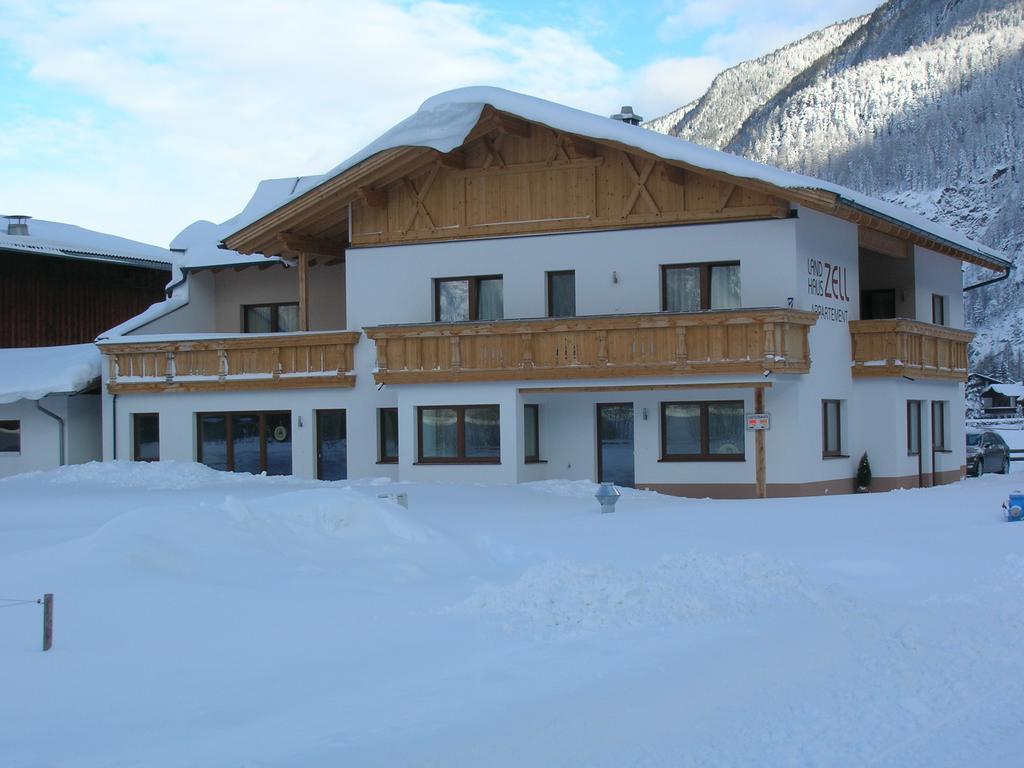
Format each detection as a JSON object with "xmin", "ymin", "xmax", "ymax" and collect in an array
[
  {"xmin": 0, "ymin": 344, "xmax": 101, "ymax": 404},
  {"xmin": 170, "ymin": 179, "xmax": 294, "ymax": 271},
  {"xmin": 0, "ymin": 218, "xmax": 174, "ymax": 270},
  {"xmin": 988, "ymin": 383, "xmax": 1024, "ymax": 398},
  {"xmin": 98, "ymin": 182, "xmax": 293, "ymax": 339},
  {"xmin": 224, "ymin": 86, "xmax": 1011, "ymax": 271}
]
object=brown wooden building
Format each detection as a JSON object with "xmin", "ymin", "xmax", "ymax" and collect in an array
[{"xmin": 0, "ymin": 216, "xmax": 173, "ymax": 347}]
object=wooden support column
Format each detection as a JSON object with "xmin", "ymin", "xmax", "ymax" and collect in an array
[
  {"xmin": 755, "ymin": 387, "xmax": 766, "ymax": 499},
  {"xmin": 297, "ymin": 252, "xmax": 310, "ymax": 332}
]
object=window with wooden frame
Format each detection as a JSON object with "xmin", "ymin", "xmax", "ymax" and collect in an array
[
  {"xmin": 243, "ymin": 302, "xmax": 299, "ymax": 333},
  {"xmin": 822, "ymin": 399, "xmax": 844, "ymax": 458},
  {"xmin": 524, "ymin": 404, "xmax": 541, "ymax": 463},
  {"xmin": 132, "ymin": 413, "xmax": 160, "ymax": 462},
  {"xmin": 197, "ymin": 411, "xmax": 292, "ymax": 475},
  {"xmin": 434, "ymin": 276, "xmax": 503, "ymax": 322},
  {"xmin": 546, "ymin": 271, "xmax": 576, "ymax": 318},
  {"xmin": 660, "ymin": 401, "xmax": 745, "ymax": 461},
  {"xmin": 417, "ymin": 405, "xmax": 500, "ymax": 464},
  {"xmin": 378, "ymin": 408, "xmax": 399, "ymax": 464},
  {"xmin": 0, "ymin": 420, "xmax": 20, "ymax": 453},
  {"xmin": 661, "ymin": 262, "xmax": 740, "ymax": 312},
  {"xmin": 931, "ymin": 400, "xmax": 948, "ymax": 450},
  {"xmin": 907, "ymin": 400, "xmax": 922, "ymax": 456},
  {"xmin": 931, "ymin": 294, "xmax": 947, "ymax": 326}
]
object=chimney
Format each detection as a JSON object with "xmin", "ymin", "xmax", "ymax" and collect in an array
[
  {"xmin": 4, "ymin": 215, "xmax": 31, "ymax": 236},
  {"xmin": 610, "ymin": 106, "xmax": 643, "ymax": 126}
]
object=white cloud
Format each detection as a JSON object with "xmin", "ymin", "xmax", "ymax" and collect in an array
[
  {"xmin": 0, "ymin": 0, "xmax": 882, "ymax": 245},
  {"xmin": 0, "ymin": 0, "xmax": 629, "ymax": 244},
  {"xmin": 627, "ymin": 56, "xmax": 726, "ymax": 119}
]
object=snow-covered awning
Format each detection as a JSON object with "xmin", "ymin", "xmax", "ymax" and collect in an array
[
  {"xmin": 0, "ymin": 344, "xmax": 101, "ymax": 404},
  {"xmin": 222, "ymin": 86, "xmax": 1011, "ymax": 272},
  {"xmin": 987, "ymin": 383, "xmax": 1024, "ymax": 399}
]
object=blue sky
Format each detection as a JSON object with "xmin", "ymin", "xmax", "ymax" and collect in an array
[{"xmin": 0, "ymin": 0, "xmax": 879, "ymax": 245}]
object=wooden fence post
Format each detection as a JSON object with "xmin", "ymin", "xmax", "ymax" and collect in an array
[{"xmin": 42, "ymin": 593, "xmax": 53, "ymax": 652}]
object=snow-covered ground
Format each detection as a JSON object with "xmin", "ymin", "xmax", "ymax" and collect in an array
[{"xmin": 2, "ymin": 462, "xmax": 1023, "ymax": 767}]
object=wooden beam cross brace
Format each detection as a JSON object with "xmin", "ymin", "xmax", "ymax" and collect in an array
[
  {"xmin": 622, "ymin": 155, "xmax": 660, "ymax": 218},
  {"xmin": 401, "ymin": 163, "xmax": 440, "ymax": 233},
  {"xmin": 716, "ymin": 183, "xmax": 736, "ymax": 212},
  {"xmin": 546, "ymin": 130, "xmax": 570, "ymax": 163},
  {"xmin": 481, "ymin": 134, "xmax": 506, "ymax": 170}
]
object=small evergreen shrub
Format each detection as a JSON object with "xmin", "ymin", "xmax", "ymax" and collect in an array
[{"xmin": 855, "ymin": 452, "xmax": 872, "ymax": 492}]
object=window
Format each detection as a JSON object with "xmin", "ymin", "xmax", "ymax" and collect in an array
[
  {"xmin": 661, "ymin": 401, "xmax": 744, "ymax": 461},
  {"xmin": 931, "ymin": 401, "xmax": 948, "ymax": 450},
  {"xmin": 435, "ymin": 276, "xmax": 503, "ymax": 322},
  {"xmin": 524, "ymin": 404, "xmax": 540, "ymax": 462},
  {"xmin": 861, "ymin": 289, "xmax": 896, "ymax": 320},
  {"xmin": 662, "ymin": 262, "xmax": 740, "ymax": 312},
  {"xmin": 132, "ymin": 413, "xmax": 160, "ymax": 462},
  {"xmin": 243, "ymin": 303, "xmax": 299, "ymax": 333},
  {"xmin": 822, "ymin": 400, "xmax": 844, "ymax": 458},
  {"xmin": 417, "ymin": 405, "xmax": 500, "ymax": 463},
  {"xmin": 932, "ymin": 294, "xmax": 947, "ymax": 326},
  {"xmin": 0, "ymin": 420, "xmax": 20, "ymax": 453},
  {"xmin": 546, "ymin": 271, "xmax": 576, "ymax": 317},
  {"xmin": 197, "ymin": 411, "xmax": 292, "ymax": 474},
  {"xmin": 378, "ymin": 408, "xmax": 399, "ymax": 463},
  {"xmin": 907, "ymin": 400, "xmax": 922, "ymax": 456}
]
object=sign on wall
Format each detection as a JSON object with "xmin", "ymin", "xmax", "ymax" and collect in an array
[
  {"xmin": 745, "ymin": 413, "xmax": 771, "ymax": 431},
  {"xmin": 807, "ymin": 257, "xmax": 850, "ymax": 324}
]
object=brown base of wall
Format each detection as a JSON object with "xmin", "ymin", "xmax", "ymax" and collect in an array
[{"xmin": 639, "ymin": 467, "xmax": 965, "ymax": 500}]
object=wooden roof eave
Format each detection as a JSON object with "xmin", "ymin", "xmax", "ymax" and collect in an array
[
  {"xmin": 224, "ymin": 146, "xmax": 434, "ymax": 255},
  {"xmin": 224, "ymin": 107, "xmax": 1008, "ymax": 274}
]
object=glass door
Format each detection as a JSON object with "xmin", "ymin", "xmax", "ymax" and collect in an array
[
  {"xmin": 597, "ymin": 403, "xmax": 635, "ymax": 487},
  {"xmin": 316, "ymin": 409, "xmax": 347, "ymax": 481}
]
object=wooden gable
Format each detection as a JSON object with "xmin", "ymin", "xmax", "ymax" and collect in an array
[{"xmin": 349, "ymin": 109, "xmax": 791, "ymax": 247}]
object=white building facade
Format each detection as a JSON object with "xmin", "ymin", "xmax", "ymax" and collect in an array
[{"xmin": 97, "ymin": 88, "xmax": 1009, "ymax": 497}]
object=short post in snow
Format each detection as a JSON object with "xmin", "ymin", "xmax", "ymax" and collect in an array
[
  {"xmin": 42, "ymin": 593, "xmax": 53, "ymax": 652},
  {"xmin": 595, "ymin": 482, "xmax": 621, "ymax": 513}
]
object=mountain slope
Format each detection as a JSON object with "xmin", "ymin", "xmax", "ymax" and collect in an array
[
  {"xmin": 647, "ymin": 16, "xmax": 869, "ymax": 147},
  {"xmin": 647, "ymin": 0, "xmax": 1024, "ymax": 378}
]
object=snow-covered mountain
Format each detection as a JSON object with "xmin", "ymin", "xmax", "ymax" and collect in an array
[{"xmin": 646, "ymin": 0, "xmax": 1024, "ymax": 378}]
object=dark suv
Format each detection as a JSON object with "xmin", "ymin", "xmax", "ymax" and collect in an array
[{"xmin": 966, "ymin": 430, "xmax": 1010, "ymax": 476}]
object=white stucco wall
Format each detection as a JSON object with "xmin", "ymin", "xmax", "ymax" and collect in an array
[
  {"xmin": 0, "ymin": 394, "xmax": 101, "ymax": 478},
  {"xmin": 130, "ymin": 270, "xmax": 217, "ymax": 335},
  {"xmin": 788, "ymin": 206, "xmax": 861, "ymax": 484},
  {"xmin": 851, "ymin": 378, "xmax": 966, "ymax": 485},
  {"xmin": 346, "ymin": 219, "xmax": 798, "ymax": 328},
  {"xmin": 213, "ymin": 262, "xmax": 345, "ymax": 333},
  {"xmin": 99, "ymin": 212, "xmax": 973, "ymax": 495},
  {"xmin": 913, "ymin": 246, "xmax": 965, "ymax": 327}
]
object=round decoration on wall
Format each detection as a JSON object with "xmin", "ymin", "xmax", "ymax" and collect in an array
[{"xmin": 273, "ymin": 425, "xmax": 288, "ymax": 442}]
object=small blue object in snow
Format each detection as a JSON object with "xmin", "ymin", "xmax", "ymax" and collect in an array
[{"xmin": 1004, "ymin": 491, "xmax": 1024, "ymax": 522}]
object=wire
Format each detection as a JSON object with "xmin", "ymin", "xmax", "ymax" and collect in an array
[{"xmin": 0, "ymin": 597, "xmax": 40, "ymax": 607}]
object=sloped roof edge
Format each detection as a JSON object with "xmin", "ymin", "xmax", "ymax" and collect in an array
[{"xmin": 223, "ymin": 86, "xmax": 1011, "ymax": 272}]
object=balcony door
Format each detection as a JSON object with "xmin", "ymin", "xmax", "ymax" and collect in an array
[
  {"xmin": 316, "ymin": 409, "xmax": 347, "ymax": 481},
  {"xmin": 597, "ymin": 403, "xmax": 634, "ymax": 488}
]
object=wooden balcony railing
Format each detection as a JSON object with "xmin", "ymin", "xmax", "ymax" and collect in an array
[
  {"xmin": 364, "ymin": 309, "xmax": 817, "ymax": 384},
  {"xmin": 849, "ymin": 319, "xmax": 973, "ymax": 381},
  {"xmin": 101, "ymin": 331, "xmax": 360, "ymax": 393}
]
